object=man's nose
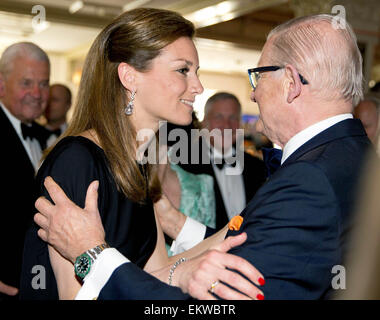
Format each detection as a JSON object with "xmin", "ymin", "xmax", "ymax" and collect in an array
[
  {"xmin": 219, "ymin": 119, "xmax": 235, "ymax": 131},
  {"xmin": 31, "ymin": 84, "xmax": 41, "ymax": 98}
]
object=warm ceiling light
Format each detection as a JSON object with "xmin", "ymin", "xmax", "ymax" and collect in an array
[
  {"xmin": 69, "ymin": 1, "xmax": 84, "ymax": 14},
  {"xmin": 215, "ymin": 1, "xmax": 233, "ymax": 16},
  {"xmin": 187, "ymin": 1, "xmax": 236, "ymax": 25},
  {"xmin": 194, "ymin": 7, "xmax": 217, "ymax": 22},
  {"xmin": 123, "ymin": 0, "xmax": 151, "ymax": 12},
  {"xmin": 33, "ymin": 20, "xmax": 50, "ymax": 33},
  {"xmin": 72, "ymin": 70, "xmax": 82, "ymax": 85}
]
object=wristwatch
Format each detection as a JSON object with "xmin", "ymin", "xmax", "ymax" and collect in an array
[{"xmin": 74, "ymin": 243, "xmax": 110, "ymax": 280}]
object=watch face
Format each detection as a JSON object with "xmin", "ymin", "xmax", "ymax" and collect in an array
[{"xmin": 74, "ymin": 253, "xmax": 92, "ymax": 279}]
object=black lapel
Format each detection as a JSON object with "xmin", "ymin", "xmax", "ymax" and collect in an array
[
  {"xmin": 283, "ymin": 119, "xmax": 366, "ymax": 166},
  {"xmin": 0, "ymin": 106, "xmax": 36, "ymax": 174}
]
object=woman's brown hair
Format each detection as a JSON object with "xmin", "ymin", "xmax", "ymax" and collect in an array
[{"xmin": 50, "ymin": 8, "xmax": 195, "ymax": 203}]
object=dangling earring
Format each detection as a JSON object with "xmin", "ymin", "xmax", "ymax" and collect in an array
[{"xmin": 124, "ymin": 91, "xmax": 136, "ymax": 115}]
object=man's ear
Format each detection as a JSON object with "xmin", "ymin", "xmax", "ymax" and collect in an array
[
  {"xmin": 284, "ymin": 64, "xmax": 302, "ymax": 104},
  {"xmin": 117, "ymin": 62, "xmax": 136, "ymax": 92}
]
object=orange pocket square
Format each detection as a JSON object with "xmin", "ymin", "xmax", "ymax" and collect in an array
[{"xmin": 228, "ymin": 215, "xmax": 243, "ymax": 231}]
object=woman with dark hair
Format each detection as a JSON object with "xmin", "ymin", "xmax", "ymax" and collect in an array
[{"xmin": 21, "ymin": 8, "xmax": 263, "ymax": 300}]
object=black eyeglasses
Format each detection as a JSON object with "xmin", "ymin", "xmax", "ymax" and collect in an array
[{"xmin": 247, "ymin": 66, "xmax": 309, "ymax": 90}]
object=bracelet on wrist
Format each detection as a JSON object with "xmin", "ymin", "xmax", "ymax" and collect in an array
[{"xmin": 168, "ymin": 257, "xmax": 187, "ymax": 286}]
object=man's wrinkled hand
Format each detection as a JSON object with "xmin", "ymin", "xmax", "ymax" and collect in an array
[{"xmin": 34, "ymin": 176, "xmax": 106, "ymax": 263}]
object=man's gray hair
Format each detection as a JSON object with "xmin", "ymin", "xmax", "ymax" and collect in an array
[
  {"xmin": 204, "ymin": 92, "xmax": 242, "ymax": 118},
  {"xmin": 267, "ymin": 14, "xmax": 363, "ymax": 107},
  {"xmin": 0, "ymin": 42, "xmax": 50, "ymax": 77}
]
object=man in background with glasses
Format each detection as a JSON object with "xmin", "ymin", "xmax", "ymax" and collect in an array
[{"xmin": 32, "ymin": 14, "xmax": 374, "ymax": 300}]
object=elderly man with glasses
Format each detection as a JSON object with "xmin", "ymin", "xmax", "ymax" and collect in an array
[{"xmin": 32, "ymin": 14, "xmax": 373, "ymax": 300}]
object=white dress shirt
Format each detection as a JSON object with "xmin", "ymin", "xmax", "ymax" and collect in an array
[
  {"xmin": 281, "ymin": 113, "xmax": 353, "ymax": 164},
  {"xmin": 0, "ymin": 102, "xmax": 42, "ymax": 172},
  {"xmin": 170, "ymin": 216, "xmax": 206, "ymax": 255},
  {"xmin": 75, "ymin": 248, "xmax": 129, "ymax": 300},
  {"xmin": 46, "ymin": 122, "xmax": 67, "ymax": 148},
  {"xmin": 211, "ymin": 146, "xmax": 246, "ymax": 221}
]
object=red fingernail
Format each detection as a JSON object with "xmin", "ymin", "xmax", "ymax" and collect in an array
[
  {"xmin": 258, "ymin": 277, "xmax": 265, "ymax": 286},
  {"xmin": 256, "ymin": 294, "xmax": 265, "ymax": 300}
]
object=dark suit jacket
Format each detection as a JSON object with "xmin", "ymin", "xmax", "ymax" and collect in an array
[
  {"xmin": 99, "ymin": 263, "xmax": 189, "ymax": 300},
  {"xmin": 0, "ymin": 106, "xmax": 38, "ymax": 294},
  {"xmin": 98, "ymin": 118, "xmax": 372, "ymax": 300},
  {"xmin": 227, "ymin": 118, "xmax": 372, "ymax": 299},
  {"xmin": 181, "ymin": 142, "xmax": 266, "ymax": 230}
]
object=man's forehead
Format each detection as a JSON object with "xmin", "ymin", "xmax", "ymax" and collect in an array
[
  {"xmin": 257, "ymin": 41, "xmax": 273, "ymax": 67},
  {"xmin": 211, "ymin": 109, "xmax": 240, "ymax": 116},
  {"xmin": 12, "ymin": 59, "xmax": 49, "ymax": 77},
  {"xmin": 211, "ymin": 99, "xmax": 239, "ymax": 109}
]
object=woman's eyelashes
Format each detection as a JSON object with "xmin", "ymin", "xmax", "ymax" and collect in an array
[{"xmin": 177, "ymin": 67, "xmax": 190, "ymax": 75}]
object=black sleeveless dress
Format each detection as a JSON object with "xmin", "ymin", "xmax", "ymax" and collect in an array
[{"xmin": 20, "ymin": 136, "xmax": 157, "ymax": 299}]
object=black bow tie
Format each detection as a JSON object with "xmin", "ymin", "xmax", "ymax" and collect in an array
[
  {"xmin": 21, "ymin": 122, "xmax": 40, "ymax": 140},
  {"xmin": 211, "ymin": 148, "xmax": 237, "ymax": 170},
  {"xmin": 21, "ymin": 122, "xmax": 50, "ymax": 150},
  {"xmin": 214, "ymin": 158, "xmax": 237, "ymax": 170},
  {"xmin": 262, "ymin": 147, "xmax": 283, "ymax": 177}
]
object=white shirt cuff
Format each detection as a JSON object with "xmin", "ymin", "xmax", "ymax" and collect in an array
[
  {"xmin": 75, "ymin": 248, "xmax": 129, "ymax": 300},
  {"xmin": 170, "ymin": 216, "xmax": 206, "ymax": 255}
]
